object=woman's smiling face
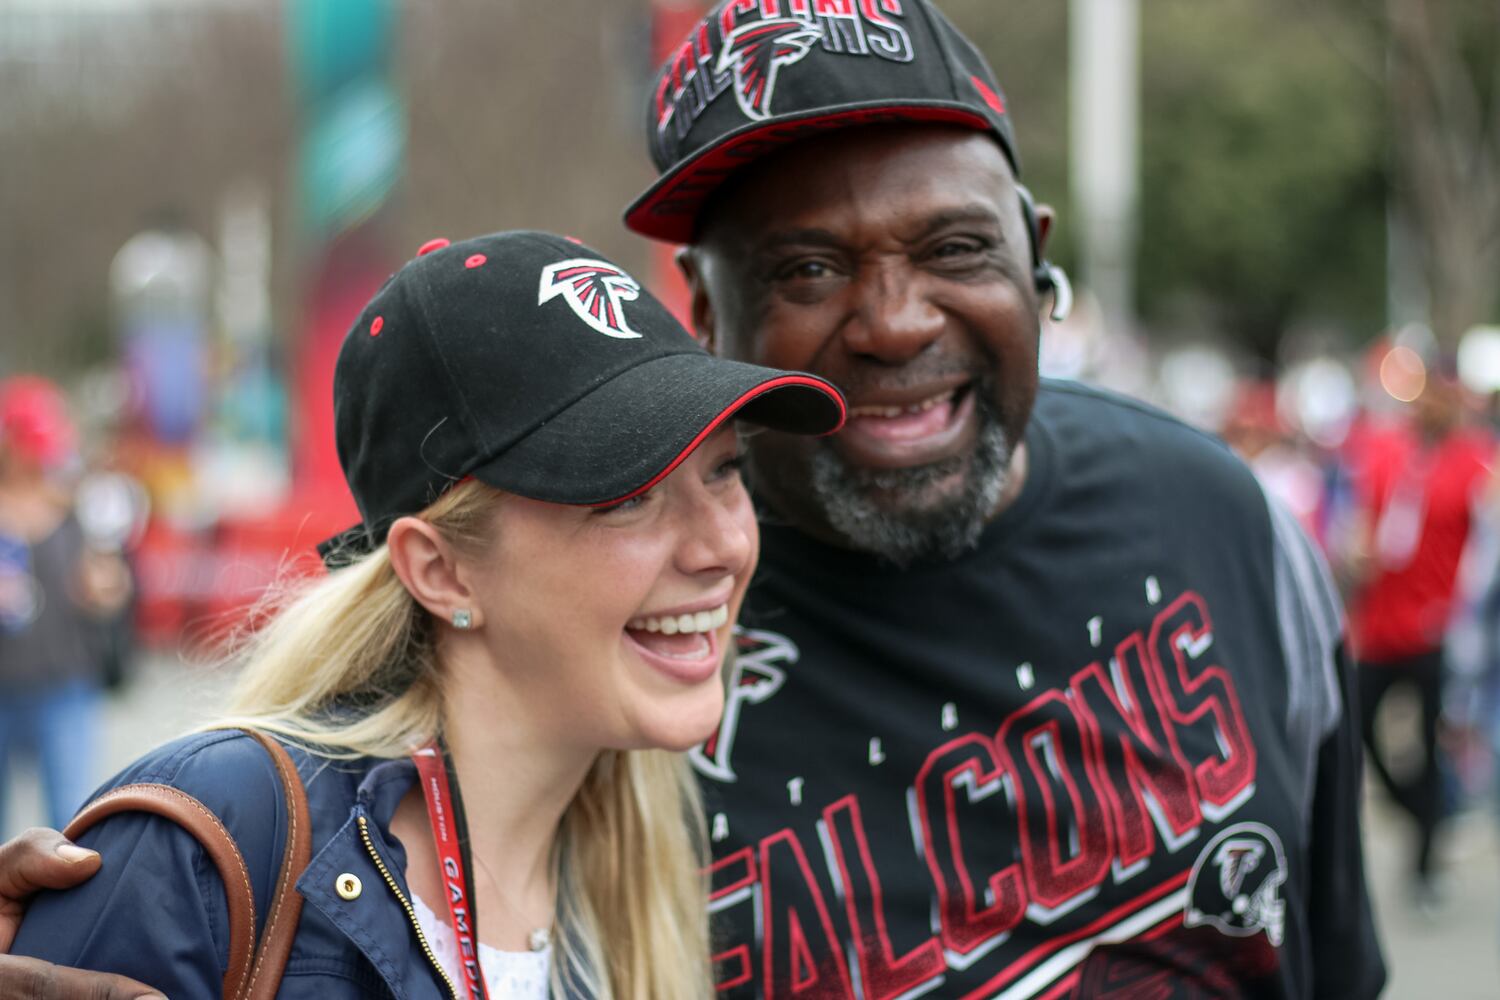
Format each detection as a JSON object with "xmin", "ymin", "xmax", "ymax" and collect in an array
[{"xmin": 462, "ymin": 425, "xmax": 756, "ymax": 753}]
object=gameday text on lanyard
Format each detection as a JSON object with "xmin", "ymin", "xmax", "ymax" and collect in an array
[{"xmin": 413, "ymin": 740, "xmax": 489, "ymax": 1000}]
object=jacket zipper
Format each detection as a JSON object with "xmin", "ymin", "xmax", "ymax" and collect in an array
[{"xmin": 357, "ymin": 814, "xmax": 465, "ymax": 1000}]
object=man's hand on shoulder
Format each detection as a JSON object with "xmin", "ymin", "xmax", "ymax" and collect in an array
[
  {"xmin": 0, "ymin": 827, "xmax": 103, "ymax": 953},
  {"xmin": 0, "ymin": 827, "xmax": 164, "ymax": 999}
]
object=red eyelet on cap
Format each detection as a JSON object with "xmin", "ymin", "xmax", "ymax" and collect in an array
[
  {"xmin": 370, "ymin": 316, "xmax": 384, "ymax": 337},
  {"xmin": 465, "ymin": 254, "xmax": 487, "ymax": 269},
  {"xmin": 417, "ymin": 237, "xmax": 450, "ymax": 256}
]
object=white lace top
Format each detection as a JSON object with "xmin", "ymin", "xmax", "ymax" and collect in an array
[{"xmin": 411, "ymin": 891, "xmax": 552, "ymax": 999}]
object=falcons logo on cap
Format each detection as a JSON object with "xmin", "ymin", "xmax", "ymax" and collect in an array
[
  {"xmin": 715, "ymin": 18, "xmax": 823, "ymax": 122},
  {"xmin": 538, "ymin": 259, "xmax": 643, "ymax": 340}
]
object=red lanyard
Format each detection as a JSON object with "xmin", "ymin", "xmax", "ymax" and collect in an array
[{"xmin": 413, "ymin": 743, "xmax": 489, "ymax": 1000}]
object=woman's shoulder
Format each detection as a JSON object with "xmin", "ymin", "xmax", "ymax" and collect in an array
[
  {"xmin": 85, "ymin": 728, "xmax": 366, "ymax": 851},
  {"xmin": 99, "ymin": 729, "xmax": 306, "ymax": 809},
  {"xmin": 12, "ymin": 731, "xmax": 311, "ymax": 981},
  {"xmin": 15, "ymin": 729, "xmax": 386, "ymax": 992}
]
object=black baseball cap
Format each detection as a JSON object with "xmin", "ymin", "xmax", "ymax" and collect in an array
[
  {"xmin": 626, "ymin": 0, "xmax": 1019, "ymax": 243},
  {"xmin": 319, "ymin": 230, "xmax": 845, "ymax": 563}
]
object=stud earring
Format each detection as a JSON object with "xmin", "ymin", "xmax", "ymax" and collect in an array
[{"xmin": 452, "ymin": 609, "xmax": 473, "ymax": 630}]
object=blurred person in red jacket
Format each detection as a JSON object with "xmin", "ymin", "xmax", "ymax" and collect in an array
[
  {"xmin": 1342, "ymin": 371, "xmax": 1495, "ymax": 904},
  {"xmin": 0, "ymin": 376, "xmax": 131, "ymax": 833}
]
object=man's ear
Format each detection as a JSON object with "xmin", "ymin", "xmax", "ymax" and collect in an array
[
  {"xmin": 1034, "ymin": 203, "xmax": 1056, "ymax": 259},
  {"xmin": 677, "ymin": 247, "xmax": 719, "ymax": 355},
  {"xmin": 386, "ymin": 516, "xmax": 481, "ymax": 629}
]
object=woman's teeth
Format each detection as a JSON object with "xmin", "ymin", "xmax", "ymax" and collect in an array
[
  {"xmin": 628, "ymin": 604, "xmax": 730, "ymax": 635},
  {"xmin": 847, "ymin": 389, "xmax": 956, "ymax": 419}
]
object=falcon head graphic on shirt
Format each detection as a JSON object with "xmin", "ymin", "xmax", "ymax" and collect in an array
[
  {"xmin": 714, "ymin": 18, "xmax": 824, "ymax": 122},
  {"xmin": 691, "ymin": 626, "xmax": 795, "ymax": 782},
  {"xmin": 1185, "ymin": 822, "xmax": 1288, "ymax": 948},
  {"xmin": 537, "ymin": 259, "xmax": 644, "ymax": 340}
]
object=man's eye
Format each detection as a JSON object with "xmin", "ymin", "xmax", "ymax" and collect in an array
[
  {"xmin": 932, "ymin": 239, "xmax": 982, "ymax": 259},
  {"xmin": 776, "ymin": 259, "xmax": 836, "ymax": 281}
]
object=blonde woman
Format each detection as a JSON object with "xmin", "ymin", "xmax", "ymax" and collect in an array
[{"xmin": 10, "ymin": 231, "xmax": 845, "ymax": 999}]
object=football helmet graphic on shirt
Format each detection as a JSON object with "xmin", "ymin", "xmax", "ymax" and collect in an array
[{"xmin": 1185, "ymin": 821, "xmax": 1288, "ymax": 947}]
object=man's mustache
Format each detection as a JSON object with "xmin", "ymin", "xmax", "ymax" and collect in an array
[{"xmin": 832, "ymin": 358, "xmax": 991, "ymax": 398}]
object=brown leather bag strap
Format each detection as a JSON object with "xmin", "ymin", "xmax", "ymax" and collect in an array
[
  {"xmin": 64, "ymin": 782, "xmax": 261, "ymax": 997},
  {"xmin": 61, "ymin": 729, "xmax": 311, "ymax": 1000},
  {"xmin": 240, "ymin": 729, "xmax": 311, "ymax": 1000}
]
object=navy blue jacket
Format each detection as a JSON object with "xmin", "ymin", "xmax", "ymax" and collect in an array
[{"xmin": 14, "ymin": 729, "xmax": 485, "ymax": 998}]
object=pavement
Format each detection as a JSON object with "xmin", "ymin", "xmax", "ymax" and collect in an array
[
  {"xmin": 2, "ymin": 652, "xmax": 1497, "ymax": 996},
  {"xmin": 1363, "ymin": 799, "xmax": 1499, "ymax": 998}
]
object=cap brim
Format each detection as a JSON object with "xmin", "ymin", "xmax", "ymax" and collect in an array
[
  {"xmin": 625, "ymin": 102, "xmax": 994, "ymax": 244},
  {"xmin": 471, "ymin": 353, "xmax": 845, "ymax": 506}
]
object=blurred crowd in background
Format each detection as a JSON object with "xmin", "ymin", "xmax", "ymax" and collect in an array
[{"xmin": 3, "ymin": 0, "xmax": 1500, "ymax": 980}]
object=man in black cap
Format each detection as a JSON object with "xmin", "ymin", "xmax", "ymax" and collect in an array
[
  {"xmin": 621, "ymin": 2, "xmax": 1385, "ymax": 998},
  {"xmin": 0, "ymin": 2, "xmax": 1385, "ymax": 998}
]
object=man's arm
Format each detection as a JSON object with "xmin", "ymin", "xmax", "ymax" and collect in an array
[
  {"xmin": 0, "ymin": 828, "xmax": 164, "ymax": 1000},
  {"xmin": 1308, "ymin": 643, "xmax": 1387, "ymax": 1000},
  {"xmin": 1266, "ymin": 495, "xmax": 1387, "ymax": 998}
]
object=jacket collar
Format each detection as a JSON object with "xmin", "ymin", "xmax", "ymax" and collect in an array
[
  {"xmin": 298, "ymin": 756, "xmax": 451, "ymax": 999},
  {"xmin": 298, "ymin": 754, "xmax": 597, "ymax": 1000}
]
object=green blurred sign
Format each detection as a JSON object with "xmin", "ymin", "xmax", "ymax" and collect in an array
[
  {"xmin": 288, "ymin": 0, "xmax": 403, "ymax": 236},
  {"xmin": 287, "ymin": 0, "xmax": 396, "ymax": 102},
  {"xmin": 299, "ymin": 79, "xmax": 404, "ymax": 236}
]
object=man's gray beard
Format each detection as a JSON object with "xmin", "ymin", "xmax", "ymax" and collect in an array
[{"xmin": 807, "ymin": 400, "xmax": 1012, "ymax": 567}]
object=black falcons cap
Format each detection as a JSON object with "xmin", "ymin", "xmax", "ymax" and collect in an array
[
  {"xmin": 319, "ymin": 230, "xmax": 845, "ymax": 563},
  {"xmin": 626, "ymin": 0, "xmax": 1019, "ymax": 243}
]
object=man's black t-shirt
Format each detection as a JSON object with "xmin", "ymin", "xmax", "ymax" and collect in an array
[{"xmin": 698, "ymin": 380, "xmax": 1385, "ymax": 999}]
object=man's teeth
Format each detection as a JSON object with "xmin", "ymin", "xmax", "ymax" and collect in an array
[
  {"xmin": 628, "ymin": 603, "xmax": 730, "ymax": 635},
  {"xmin": 848, "ymin": 390, "xmax": 955, "ymax": 419}
]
